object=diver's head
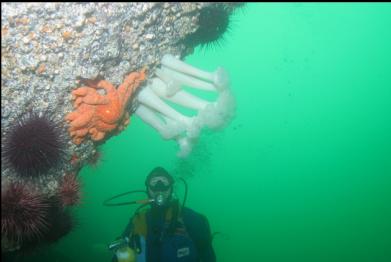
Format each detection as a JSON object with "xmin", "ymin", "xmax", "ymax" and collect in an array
[{"xmin": 145, "ymin": 167, "xmax": 174, "ymax": 208}]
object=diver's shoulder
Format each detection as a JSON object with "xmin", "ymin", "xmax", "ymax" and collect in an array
[
  {"xmin": 182, "ymin": 206, "xmax": 201, "ymax": 216},
  {"xmin": 182, "ymin": 206, "xmax": 209, "ymax": 223}
]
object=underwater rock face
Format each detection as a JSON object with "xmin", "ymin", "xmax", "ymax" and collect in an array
[{"xmin": 1, "ymin": 2, "xmax": 240, "ymax": 253}]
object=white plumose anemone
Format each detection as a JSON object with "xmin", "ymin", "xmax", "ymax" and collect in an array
[{"xmin": 134, "ymin": 54, "xmax": 235, "ymax": 157}]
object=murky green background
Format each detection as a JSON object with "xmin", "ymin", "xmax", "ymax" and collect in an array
[{"xmin": 13, "ymin": 3, "xmax": 391, "ymax": 262}]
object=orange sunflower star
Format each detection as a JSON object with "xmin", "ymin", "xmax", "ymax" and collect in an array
[{"xmin": 65, "ymin": 68, "xmax": 146, "ymax": 145}]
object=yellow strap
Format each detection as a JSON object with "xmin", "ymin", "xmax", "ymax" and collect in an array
[
  {"xmin": 131, "ymin": 202, "xmax": 181, "ymax": 237},
  {"xmin": 132, "ymin": 210, "xmax": 148, "ymax": 236}
]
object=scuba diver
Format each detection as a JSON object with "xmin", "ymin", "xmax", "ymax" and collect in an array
[{"xmin": 108, "ymin": 167, "xmax": 216, "ymax": 262}]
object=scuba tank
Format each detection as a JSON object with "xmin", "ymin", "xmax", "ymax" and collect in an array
[
  {"xmin": 108, "ymin": 237, "xmax": 137, "ymax": 262},
  {"xmin": 116, "ymin": 246, "xmax": 136, "ymax": 262}
]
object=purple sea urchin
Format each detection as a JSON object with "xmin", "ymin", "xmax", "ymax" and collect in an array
[
  {"xmin": 5, "ymin": 197, "xmax": 78, "ymax": 252},
  {"xmin": 87, "ymin": 149, "xmax": 103, "ymax": 168},
  {"xmin": 42, "ymin": 203, "xmax": 75, "ymax": 243},
  {"xmin": 58, "ymin": 173, "xmax": 81, "ymax": 207},
  {"xmin": 1, "ymin": 183, "xmax": 50, "ymax": 243},
  {"xmin": 183, "ymin": 5, "xmax": 232, "ymax": 50},
  {"xmin": 2, "ymin": 112, "xmax": 65, "ymax": 177}
]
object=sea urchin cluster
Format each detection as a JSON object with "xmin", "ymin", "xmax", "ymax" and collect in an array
[{"xmin": 2, "ymin": 112, "xmax": 65, "ymax": 177}]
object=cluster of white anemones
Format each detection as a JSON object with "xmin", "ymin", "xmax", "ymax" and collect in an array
[{"xmin": 135, "ymin": 54, "xmax": 235, "ymax": 157}]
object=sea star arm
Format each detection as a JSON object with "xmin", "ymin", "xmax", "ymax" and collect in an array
[
  {"xmin": 65, "ymin": 107, "xmax": 95, "ymax": 128},
  {"xmin": 89, "ymin": 128, "xmax": 105, "ymax": 141},
  {"xmin": 70, "ymin": 127, "xmax": 89, "ymax": 138},
  {"xmin": 118, "ymin": 69, "xmax": 146, "ymax": 106},
  {"xmin": 95, "ymin": 121, "xmax": 118, "ymax": 132}
]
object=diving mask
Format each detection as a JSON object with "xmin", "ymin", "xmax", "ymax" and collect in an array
[
  {"xmin": 148, "ymin": 176, "xmax": 173, "ymax": 207},
  {"xmin": 148, "ymin": 177, "xmax": 171, "ymax": 191}
]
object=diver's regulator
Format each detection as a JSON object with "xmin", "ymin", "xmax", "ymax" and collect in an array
[{"xmin": 152, "ymin": 192, "xmax": 169, "ymax": 207}]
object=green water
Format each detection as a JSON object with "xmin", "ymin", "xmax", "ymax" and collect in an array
[{"xmin": 16, "ymin": 3, "xmax": 391, "ymax": 262}]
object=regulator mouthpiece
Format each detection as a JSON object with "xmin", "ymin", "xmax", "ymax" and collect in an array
[{"xmin": 155, "ymin": 193, "xmax": 166, "ymax": 206}]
